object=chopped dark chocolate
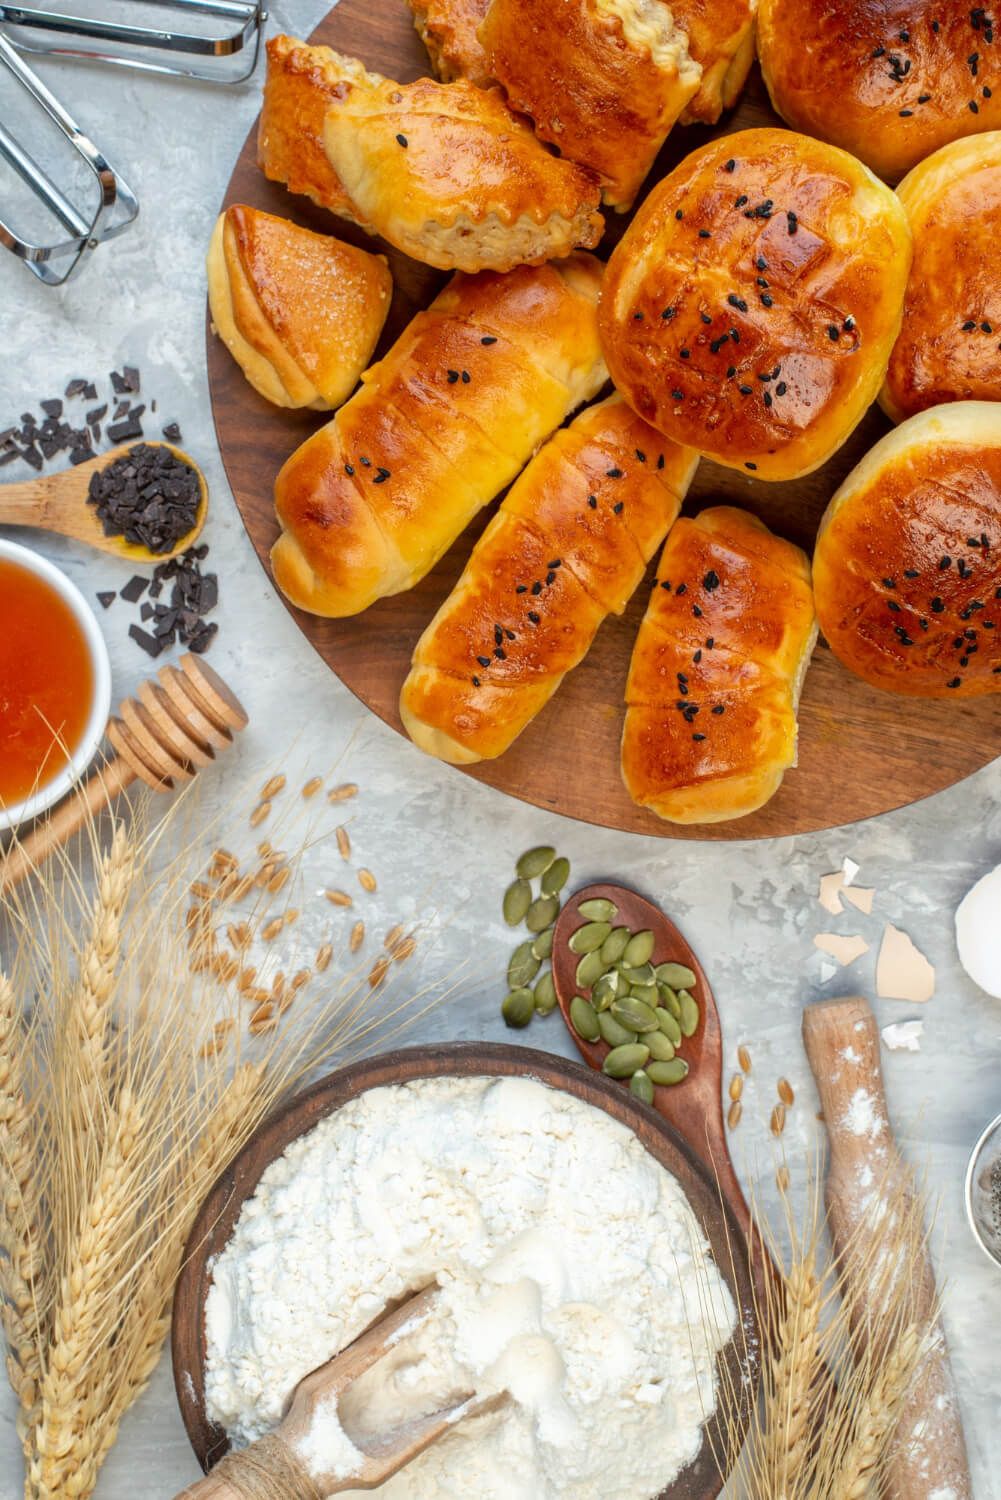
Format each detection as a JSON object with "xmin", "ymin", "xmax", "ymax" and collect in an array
[
  {"xmin": 120, "ymin": 574, "xmax": 149, "ymax": 603},
  {"xmin": 97, "ymin": 591, "xmax": 117, "ymax": 609},
  {"xmin": 161, "ymin": 421, "xmax": 182, "ymax": 443},
  {"xmin": 128, "ymin": 624, "xmax": 164, "ymax": 658},
  {"xmin": 87, "ymin": 442, "xmax": 200, "ymax": 554}
]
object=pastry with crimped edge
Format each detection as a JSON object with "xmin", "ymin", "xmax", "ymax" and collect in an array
[
  {"xmin": 813, "ymin": 401, "xmax": 1001, "ymax": 699},
  {"xmin": 207, "ymin": 206, "xmax": 392, "ymax": 411},
  {"xmin": 599, "ymin": 128, "xmax": 912, "ymax": 481},
  {"xmin": 674, "ymin": 0, "xmax": 756, "ymax": 125},
  {"xmin": 400, "ymin": 394, "xmax": 698, "ymax": 764},
  {"xmin": 407, "ymin": 0, "xmax": 493, "ymax": 86},
  {"xmin": 622, "ymin": 506, "xmax": 818, "ymax": 824}
]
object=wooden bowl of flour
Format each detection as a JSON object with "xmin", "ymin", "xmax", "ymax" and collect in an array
[{"xmin": 172, "ymin": 1042, "xmax": 758, "ymax": 1496}]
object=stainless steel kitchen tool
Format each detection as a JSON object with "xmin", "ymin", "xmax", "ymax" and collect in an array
[{"xmin": 966, "ymin": 1110, "xmax": 1001, "ymax": 1269}]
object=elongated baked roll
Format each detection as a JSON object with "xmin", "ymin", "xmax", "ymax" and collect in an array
[
  {"xmin": 882, "ymin": 133, "xmax": 1001, "ymax": 423},
  {"xmin": 622, "ymin": 507, "xmax": 818, "ymax": 823},
  {"xmin": 272, "ymin": 256, "xmax": 607, "ymax": 617},
  {"xmin": 407, "ymin": 0, "xmax": 493, "ymax": 85},
  {"xmin": 673, "ymin": 0, "xmax": 755, "ymax": 125},
  {"xmin": 400, "ymin": 395, "xmax": 697, "ymax": 763},
  {"xmin": 813, "ymin": 402, "xmax": 1001, "ymax": 698},
  {"xmin": 207, "ymin": 206, "xmax": 392, "ymax": 411}
]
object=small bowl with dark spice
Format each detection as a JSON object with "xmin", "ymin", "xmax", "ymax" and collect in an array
[{"xmin": 966, "ymin": 1109, "xmax": 1001, "ymax": 1269}]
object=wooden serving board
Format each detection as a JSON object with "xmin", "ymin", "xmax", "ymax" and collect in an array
[{"xmin": 208, "ymin": 0, "xmax": 1001, "ymax": 839}]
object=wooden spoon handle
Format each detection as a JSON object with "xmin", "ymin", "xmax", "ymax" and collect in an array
[
  {"xmin": 0, "ymin": 470, "xmax": 84, "ymax": 525},
  {"xmin": 172, "ymin": 1434, "xmax": 326, "ymax": 1500},
  {"xmin": 174, "ymin": 1472, "xmax": 242, "ymax": 1500},
  {"xmin": 802, "ymin": 996, "xmax": 972, "ymax": 1500},
  {"xmin": 0, "ymin": 755, "xmax": 136, "ymax": 896}
]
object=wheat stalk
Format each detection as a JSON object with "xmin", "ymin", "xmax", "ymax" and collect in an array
[
  {"xmin": 761, "ymin": 1256, "xmax": 822, "ymax": 1499},
  {"xmin": 829, "ymin": 1322, "xmax": 924, "ymax": 1499},
  {"xmin": 0, "ymin": 972, "xmax": 44, "ymax": 1439}
]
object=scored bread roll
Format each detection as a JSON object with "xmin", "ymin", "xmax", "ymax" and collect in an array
[
  {"xmin": 757, "ymin": 0, "xmax": 1001, "ymax": 184},
  {"xmin": 882, "ymin": 133, "xmax": 1001, "ymax": 423},
  {"xmin": 813, "ymin": 401, "xmax": 1001, "ymax": 698},
  {"xmin": 400, "ymin": 394, "xmax": 698, "ymax": 764},
  {"xmin": 622, "ymin": 506, "xmax": 818, "ymax": 823},
  {"xmin": 407, "ymin": 0, "xmax": 493, "ymax": 85},
  {"xmin": 272, "ymin": 256, "xmax": 607, "ymax": 618},
  {"xmin": 600, "ymin": 128, "xmax": 912, "ymax": 481},
  {"xmin": 207, "ymin": 206, "xmax": 392, "ymax": 411}
]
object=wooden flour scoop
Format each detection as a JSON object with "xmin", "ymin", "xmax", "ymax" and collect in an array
[{"xmin": 176, "ymin": 1289, "xmax": 500, "ymax": 1498}]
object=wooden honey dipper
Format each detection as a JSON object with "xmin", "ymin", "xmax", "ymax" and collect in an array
[{"xmin": 0, "ymin": 654, "xmax": 248, "ymax": 895}]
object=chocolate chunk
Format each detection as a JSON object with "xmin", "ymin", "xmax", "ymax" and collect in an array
[
  {"xmin": 65, "ymin": 378, "xmax": 89, "ymax": 398},
  {"xmin": 86, "ymin": 405, "xmax": 108, "ymax": 425},
  {"xmin": 40, "ymin": 398, "xmax": 62, "ymax": 419},
  {"xmin": 120, "ymin": 574, "xmax": 149, "ymax": 603},
  {"xmin": 97, "ymin": 591, "xmax": 116, "ymax": 609},
  {"xmin": 128, "ymin": 624, "xmax": 163, "ymax": 657},
  {"xmin": 161, "ymin": 421, "xmax": 182, "ymax": 442},
  {"xmin": 140, "ymin": 602, "xmax": 154, "ymax": 621}
]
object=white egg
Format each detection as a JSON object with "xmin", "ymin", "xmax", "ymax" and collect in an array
[{"xmin": 956, "ymin": 864, "xmax": 1001, "ymax": 998}]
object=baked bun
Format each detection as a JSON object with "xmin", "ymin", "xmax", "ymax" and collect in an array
[
  {"xmin": 814, "ymin": 401, "xmax": 1001, "ymax": 698},
  {"xmin": 400, "ymin": 395, "xmax": 697, "ymax": 763},
  {"xmin": 321, "ymin": 59, "xmax": 604, "ymax": 271},
  {"xmin": 674, "ymin": 0, "xmax": 755, "ymax": 124},
  {"xmin": 599, "ymin": 128, "xmax": 912, "ymax": 481},
  {"xmin": 757, "ymin": 0, "xmax": 1001, "ymax": 184},
  {"xmin": 206, "ymin": 206, "xmax": 392, "ymax": 411},
  {"xmin": 622, "ymin": 506, "xmax": 818, "ymax": 823},
  {"xmin": 407, "ymin": 0, "xmax": 493, "ymax": 85},
  {"xmin": 882, "ymin": 133, "xmax": 1001, "ymax": 423},
  {"xmin": 272, "ymin": 256, "xmax": 607, "ymax": 617},
  {"xmin": 479, "ymin": 0, "xmax": 702, "ymax": 212}
]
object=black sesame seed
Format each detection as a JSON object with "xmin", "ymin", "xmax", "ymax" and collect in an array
[
  {"xmin": 918, "ymin": 92, "xmax": 932, "ymax": 102},
  {"xmin": 396, "ymin": 133, "xmax": 408, "ymax": 147},
  {"xmin": 694, "ymin": 649, "xmax": 702, "ymax": 663},
  {"xmin": 739, "ymin": 384, "xmax": 753, "ymax": 395},
  {"xmin": 692, "ymin": 604, "xmax": 703, "ymax": 617},
  {"xmin": 983, "ymin": 321, "xmax": 994, "ymax": 333},
  {"xmin": 703, "ymin": 570, "xmax": 720, "ymax": 591},
  {"xmin": 516, "ymin": 584, "xmax": 528, "ymax": 593},
  {"xmin": 745, "ymin": 461, "xmax": 758, "ymax": 470},
  {"xmin": 636, "ymin": 449, "xmax": 647, "ymax": 462},
  {"xmin": 477, "ymin": 655, "xmax": 491, "ymax": 667},
  {"xmin": 887, "ymin": 599, "xmax": 901, "ymax": 612},
  {"xmin": 764, "ymin": 392, "xmax": 773, "ymax": 407},
  {"xmin": 971, "ymin": 99, "xmax": 980, "ymax": 111},
  {"xmin": 899, "ymin": 109, "xmax": 914, "ymax": 117},
  {"xmin": 939, "ymin": 556, "xmax": 952, "ymax": 569},
  {"xmin": 461, "ymin": 370, "xmax": 471, "ymax": 383},
  {"xmin": 447, "ymin": 369, "xmax": 460, "ymax": 383},
  {"xmin": 662, "ymin": 306, "xmax": 676, "ymax": 320},
  {"xmin": 699, "ymin": 229, "xmax": 712, "ymax": 239},
  {"xmin": 904, "ymin": 568, "xmax": 920, "ymax": 578},
  {"xmin": 706, "ymin": 637, "xmax": 714, "ymax": 648},
  {"xmin": 947, "ymin": 677, "xmax": 963, "ymax": 688},
  {"xmin": 481, "ymin": 336, "xmax": 497, "ymax": 345},
  {"xmin": 528, "ymin": 611, "xmax": 540, "ymax": 624},
  {"xmin": 360, "ymin": 456, "xmax": 371, "ymax": 467},
  {"xmin": 471, "ymin": 675, "xmax": 480, "ymax": 687},
  {"xmin": 712, "ymin": 704, "xmax": 725, "ymax": 715},
  {"xmin": 633, "ymin": 311, "xmax": 645, "ymax": 321},
  {"xmin": 677, "ymin": 583, "xmax": 688, "ymax": 595},
  {"xmin": 613, "ymin": 501, "xmax": 624, "ymax": 515},
  {"xmin": 724, "ymin": 158, "xmax": 736, "ymax": 172},
  {"xmin": 931, "ymin": 597, "xmax": 945, "ymax": 612},
  {"xmin": 345, "ymin": 464, "xmax": 355, "ymax": 476},
  {"xmin": 373, "ymin": 467, "xmax": 391, "ymax": 483},
  {"xmin": 607, "ymin": 467, "xmax": 623, "ymax": 478},
  {"xmin": 761, "ymin": 294, "xmax": 774, "ymax": 307},
  {"xmin": 546, "ymin": 571, "xmax": 556, "ymax": 585},
  {"xmin": 776, "ymin": 381, "xmax": 787, "ymax": 396},
  {"xmin": 701, "ymin": 312, "xmax": 712, "ymax": 325},
  {"xmin": 494, "ymin": 647, "xmax": 506, "ymax": 660},
  {"xmin": 672, "ymin": 389, "xmax": 685, "ymax": 401},
  {"xmin": 693, "ymin": 733, "xmax": 706, "ymax": 741},
  {"xmin": 883, "ymin": 577, "xmax": 897, "ymax": 588},
  {"xmin": 726, "ymin": 366, "xmax": 737, "ymax": 378},
  {"xmin": 827, "ymin": 324, "xmax": 840, "ymax": 340},
  {"xmin": 756, "ymin": 256, "xmax": 768, "ymax": 271},
  {"xmin": 735, "ymin": 194, "xmax": 749, "ymax": 208},
  {"xmin": 680, "ymin": 348, "xmax": 691, "ymax": 359},
  {"xmin": 547, "ymin": 558, "xmax": 562, "ymax": 568},
  {"xmin": 587, "ymin": 494, "xmax": 597, "ymax": 508},
  {"xmin": 963, "ymin": 320, "xmax": 977, "ymax": 330},
  {"xmin": 675, "ymin": 209, "xmax": 684, "ymax": 220},
  {"xmin": 727, "ymin": 294, "xmax": 748, "ymax": 312},
  {"xmin": 532, "ymin": 581, "xmax": 542, "ymax": 595}
]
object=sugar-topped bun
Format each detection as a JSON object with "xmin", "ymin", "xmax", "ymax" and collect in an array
[
  {"xmin": 757, "ymin": 0, "xmax": 1001, "ymax": 184},
  {"xmin": 600, "ymin": 128, "xmax": 912, "ymax": 481},
  {"xmin": 814, "ymin": 402, "xmax": 1001, "ymax": 698},
  {"xmin": 882, "ymin": 133, "xmax": 1001, "ymax": 423}
]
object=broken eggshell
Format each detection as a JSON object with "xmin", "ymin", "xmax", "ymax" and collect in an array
[{"xmin": 956, "ymin": 864, "xmax": 1001, "ymax": 999}]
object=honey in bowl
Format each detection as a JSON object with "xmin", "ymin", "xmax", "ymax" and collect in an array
[{"xmin": 0, "ymin": 557, "xmax": 96, "ymax": 808}]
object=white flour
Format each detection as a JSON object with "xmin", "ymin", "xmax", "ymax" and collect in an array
[{"xmin": 204, "ymin": 1075, "xmax": 736, "ymax": 1499}]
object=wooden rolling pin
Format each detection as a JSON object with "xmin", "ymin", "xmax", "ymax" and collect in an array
[
  {"xmin": 802, "ymin": 996, "xmax": 972, "ymax": 1500},
  {"xmin": 0, "ymin": 654, "xmax": 247, "ymax": 896}
]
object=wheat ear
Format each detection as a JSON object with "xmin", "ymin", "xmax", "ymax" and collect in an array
[
  {"xmin": 829, "ymin": 1322, "xmax": 924, "ymax": 1500},
  {"xmin": 762, "ymin": 1255, "xmax": 822, "ymax": 1498},
  {"xmin": 0, "ymin": 972, "xmax": 44, "ymax": 1440}
]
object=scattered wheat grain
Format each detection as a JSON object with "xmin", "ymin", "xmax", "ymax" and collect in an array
[
  {"xmin": 328, "ymin": 783, "xmax": 358, "ymax": 804},
  {"xmin": 261, "ymin": 918, "xmax": 283, "ymax": 942},
  {"xmin": 336, "ymin": 827, "xmax": 351, "ymax": 860},
  {"xmin": 315, "ymin": 944, "xmax": 333, "ymax": 973},
  {"xmin": 728, "ymin": 1073, "xmax": 743, "ymax": 1102},
  {"xmin": 301, "ymin": 777, "xmax": 323, "ymax": 799},
  {"xmin": 324, "ymin": 889, "xmax": 352, "ymax": 908},
  {"xmin": 267, "ymin": 867, "xmax": 291, "ymax": 895},
  {"xmin": 358, "ymin": 869, "xmax": 377, "ymax": 893},
  {"xmin": 728, "ymin": 1099, "xmax": 742, "ymax": 1129},
  {"xmin": 738, "ymin": 1044, "xmax": 752, "ymax": 1073},
  {"xmin": 369, "ymin": 957, "xmax": 390, "ymax": 990},
  {"xmin": 778, "ymin": 1078, "xmax": 795, "ymax": 1107},
  {"xmin": 350, "ymin": 922, "xmax": 365, "ymax": 953},
  {"xmin": 260, "ymin": 775, "xmax": 286, "ymax": 800},
  {"xmin": 771, "ymin": 1103, "xmax": 786, "ymax": 1137}
]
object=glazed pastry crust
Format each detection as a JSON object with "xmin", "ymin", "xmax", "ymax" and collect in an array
[
  {"xmin": 813, "ymin": 401, "xmax": 1001, "ymax": 698},
  {"xmin": 757, "ymin": 0, "xmax": 1001, "ymax": 184},
  {"xmin": 674, "ymin": 0, "xmax": 756, "ymax": 124},
  {"xmin": 400, "ymin": 395, "xmax": 698, "ymax": 763},
  {"xmin": 882, "ymin": 133, "xmax": 1001, "ymax": 423},
  {"xmin": 600, "ymin": 128, "xmax": 912, "ymax": 481},
  {"xmin": 408, "ymin": 0, "xmax": 493, "ymax": 85},
  {"xmin": 622, "ymin": 506, "xmax": 817, "ymax": 824},
  {"xmin": 271, "ymin": 256, "xmax": 608, "ymax": 618},
  {"xmin": 207, "ymin": 206, "xmax": 392, "ymax": 411},
  {"xmin": 479, "ymin": 0, "xmax": 702, "ymax": 212}
]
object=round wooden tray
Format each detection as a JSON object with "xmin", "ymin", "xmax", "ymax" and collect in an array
[
  {"xmin": 208, "ymin": 0, "xmax": 1001, "ymax": 840},
  {"xmin": 172, "ymin": 1043, "xmax": 758, "ymax": 1495}
]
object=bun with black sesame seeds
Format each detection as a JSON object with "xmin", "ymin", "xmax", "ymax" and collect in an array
[
  {"xmin": 813, "ymin": 401, "xmax": 1001, "ymax": 697},
  {"xmin": 757, "ymin": 0, "xmax": 1001, "ymax": 184},
  {"xmin": 881, "ymin": 132, "xmax": 1001, "ymax": 423},
  {"xmin": 272, "ymin": 256, "xmax": 607, "ymax": 618},
  {"xmin": 599, "ymin": 128, "xmax": 912, "ymax": 482},
  {"xmin": 621, "ymin": 506, "xmax": 818, "ymax": 823},
  {"xmin": 400, "ymin": 394, "xmax": 698, "ymax": 763}
]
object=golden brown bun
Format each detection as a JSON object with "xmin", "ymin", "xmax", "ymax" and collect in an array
[
  {"xmin": 813, "ymin": 401, "xmax": 1001, "ymax": 698},
  {"xmin": 622, "ymin": 506, "xmax": 817, "ymax": 823},
  {"xmin": 882, "ymin": 133, "xmax": 1001, "ymax": 423},
  {"xmin": 206, "ymin": 206, "xmax": 392, "ymax": 411},
  {"xmin": 321, "ymin": 61, "xmax": 604, "ymax": 271},
  {"xmin": 408, "ymin": 0, "xmax": 493, "ymax": 84},
  {"xmin": 400, "ymin": 395, "xmax": 698, "ymax": 763},
  {"xmin": 272, "ymin": 256, "xmax": 608, "ymax": 617},
  {"xmin": 674, "ymin": 0, "xmax": 755, "ymax": 124},
  {"xmin": 600, "ymin": 128, "xmax": 912, "ymax": 481},
  {"xmin": 758, "ymin": 0, "xmax": 1001, "ymax": 185},
  {"xmin": 479, "ymin": 0, "xmax": 702, "ymax": 212}
]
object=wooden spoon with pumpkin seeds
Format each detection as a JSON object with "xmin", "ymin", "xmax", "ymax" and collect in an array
[{"xmin": 552, "ymin": 883, "xmax": 750, "ymax": 1237}]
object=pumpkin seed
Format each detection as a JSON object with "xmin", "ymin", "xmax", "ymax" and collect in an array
[
  {"xmin": 603, "ymin": 1043, "xmax": 650, "ymax": 1079},
  {"xmin": 621, "ymin": 961, "xmax": 656, "ymax": 987},
  {"xmin": 656, "ymin": 962, "xmax": 696, "ymax": 990},
  {"xmin": 534, "ymin": 970, "xmax": 557, "ymax": 1015},
  {"xmin": 647, "ymin": 1058, "xmax": 689, "ymax": 1086},
  {"xmin": 575, "ymin": 949, "xmax": 606, "ymax": 989},
  {"xmin": 630, "ymin": 1071, "xmax": 654, "ymax": 1106},
  {"xmin": 656, "ymin": 1008, "xmax": 682, "ymax": 1046},
  {"xmin": 624, "ymin": 930, "xmax": 655, "ymax": 967},
  {"xmin": 569, "ymin": 921, "xmax": 612, "ymax": 954},
  {"xmin": 591, "ymin": 971, "xmax": 622, "ymax": 1010},
  {"xmin": 678, "ymin": 989, "xmax": 700, "ymax": 1037},
  {"xmin": 578, "ymin": 898, "xmax": 618, "ymax": 922},
  {"xmin": 508, "ymin": 941, "xmax": 541, "ymax": 989},
  {"xmin": 629, "ymin": 982, "xmax": 658, "ymax": 1007},
  {"xmin": 501, "ymin": 988, "xmax": 534, "ymax": 1028},
  {"xmin": 646, "ymin": 1030, "xmax": 676, "ymax": 1062},
  {"xmin": 531, "ymin": 927, "xmax": 555, "ymax": 961},
  {"xmin": 612, "ymin": 997, "xmax": 659, "ymax": 1034},
  {"xmin": 541, "ymin": 856, "xmax": 570, "ymax": 896},
  {"xmin": 527, "ymin": 895, "xmax": 560, "ymax": 933},
  {"xmin": 570, "ymin": 995, "xmax": 600, "ymax": 1042},
  {"xmin": 517, "ymin": 846, "xmax": 556, "ymax": 879},
  {"xmin": 598, "ymin": 1012, "xmax": 637, "ymax": 1048},
  {"xmin": 659, "ymin": 985, "xmax": 682, "ymax": 1021},
  {"xmin": 503, "ymin": 879, "xmax": 532, "ymax": 926},
  {"xmin": 600, "ymin": 927, "xmax": 631, "ymax": 965}
]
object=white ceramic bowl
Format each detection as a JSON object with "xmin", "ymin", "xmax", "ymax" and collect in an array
[{"xmin": 0, "ymin": 539, "xmax": 113, "ymax": 833}]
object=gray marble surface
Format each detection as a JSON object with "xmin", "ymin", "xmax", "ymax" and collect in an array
[{"xmin": 1, "ymin": 11, "xmax": 1001, "ymax": 1495}]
